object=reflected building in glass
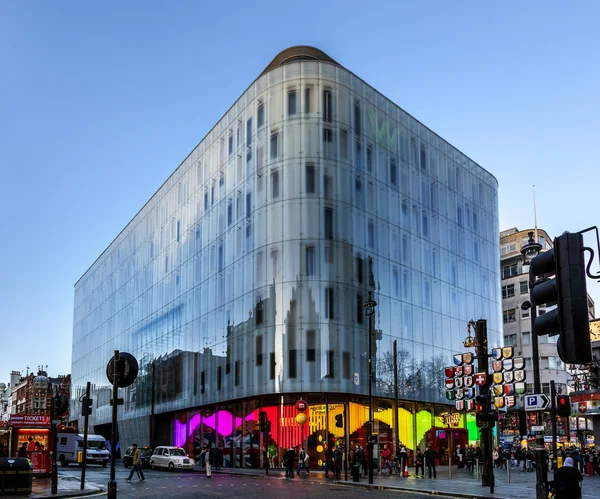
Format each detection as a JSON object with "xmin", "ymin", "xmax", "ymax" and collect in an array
[{"xmin": 71, "ymin": 47, "xmax": 501, "ymax": 467}]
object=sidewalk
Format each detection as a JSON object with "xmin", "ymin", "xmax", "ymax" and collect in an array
[
  {"xmin": 23, "ymin": 474, "xmax": 104, "ymax": 498},
  {"xmin": 215, "ymin": 465, "xmax": 600, "ymax": 499}
]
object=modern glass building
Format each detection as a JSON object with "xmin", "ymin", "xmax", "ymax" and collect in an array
[{"xmin": 71, "ymin": 46, "xmax": 501, "ymax": 467}]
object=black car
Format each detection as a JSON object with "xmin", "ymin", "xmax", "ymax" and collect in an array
[{"xmin": 122, "ymin": 446, "xmax": 153, "ymax": 468}]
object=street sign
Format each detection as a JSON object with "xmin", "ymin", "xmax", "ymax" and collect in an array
[
  {"xmin": 531, "ymin": 425, "xmax": 545, "ymax": 432},
  {"xmin": 524, "ymin": 394, "xmax": 550, "ymax": 411}
]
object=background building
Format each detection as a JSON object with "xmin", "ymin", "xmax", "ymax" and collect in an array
[
  {"xmin": 499, "ymin": 227, "xmax": 595, "ymax": 442},
  {"xmin": 70, "ymin": 46, "xmax": 501, "ymax": 466}
]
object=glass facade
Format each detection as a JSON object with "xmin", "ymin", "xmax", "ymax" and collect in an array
[{"xmin": 71, "ymin": 49, "xmax": 501, "ymax": 460}]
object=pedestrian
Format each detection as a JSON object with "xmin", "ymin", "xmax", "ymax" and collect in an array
[
  {"xmin": 333, "ymin": 445, "xmax": 342, "ymax": 478},
  {"xmin": 466, "ymin": 447, "xmax": 474, "ymax": 473},
  {"xmin": 397, "ymin": 444, "xmax": 408, "ymax": 476},
  {"xmin": 125, "ymin": 443, "xmax": 145, "ymax": 482},
  {"xmin": 425, "ymin": 445, "xmax": 437, "ymax": 479},
  {"xmin": 414, "ymin": 449, "xmax": 424, "ymax": 477},
  {"xmin": 324, "ymin": 444, "xmax": 334, "ymax": 477},
  {"xmin": 355, "ymin": 444, "xmax": 366, "ymax": 476},
  {"xmin": 553, "ymin": 457, "xmax": 583, "ymax": 499},
  {"xmin": 17, "ymin": 443, "xmax": 27, "ymax": 458},
  {"xmin": 456, "ymin": 445, "xmax": 464, "ymax": 468},
  {"xmin": 283, "ymin": 447, "xmax": 295, "ymax": 478},
  {"xmin": 380, "ymin": 444, "xmax": 391, "ymax": 473},
  {"xmin": 204, "ymin": 445, "xmax": 212, "ymax": 478},
  {"xmin": 297, "ymin": 447, "xmax": 309, "ymax": 475}
]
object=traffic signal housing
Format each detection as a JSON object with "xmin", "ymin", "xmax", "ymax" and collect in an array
[
  {"xmin": 81, "ymin": 396, "xmax": 92, "ymax": 416},
  {"xmin": 557, "ymin": 395, "xmax": 571, "ymax": 418},
  {"xmin": 475, "ymin": 395, "xmax": 496, "ymax": 429},
  {"xmin": 53, "ymin": 394, "xmax": 69, "ymax": 416},
  {"xmin": 335, "ymin": 414, "xmax": 343, "ymax": 428},
  {"xmin": 529, "ymin": 232, "xmax": 592, "ymax": 364}
]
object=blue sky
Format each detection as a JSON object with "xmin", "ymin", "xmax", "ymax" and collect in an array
[{"xmin": 1, "ymin": 1, "xmax": 598, "ymax": 378}]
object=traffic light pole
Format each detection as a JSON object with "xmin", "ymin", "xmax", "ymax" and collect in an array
[
  {"xmin": 528, "ymin": 271, "xmax": 548, "ymax": 499},
  {"xmin": 550, "ymin": 381, "xmax": 557, "ymax": 471},
  {"xmin": 50, "ymin": 391, "xmax": 58, "ymax": 495},
  {"xmin": 108, "ymin": 351, "xmax": 119, "ymax": 499},
  {"xmin": 367, "ymin": 301, "xmax": 374, "ymax": 485},
  {"xmin": 80, "ymin": 381, "xmax": 91, "ymax": 490},
  {"xmin": 475, "ymin": 320, "xmax": 494, "ymax": 494}
]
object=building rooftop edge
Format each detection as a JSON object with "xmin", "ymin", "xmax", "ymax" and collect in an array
[{"xmin": 75, "ymin": 45, "xmax": 499, "ymax": 287}]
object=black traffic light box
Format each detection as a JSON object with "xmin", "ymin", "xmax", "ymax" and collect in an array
[
  {"xmin": 557, "ymin": 395, "xmax": 571, "ymax": 418},
  {"xmin": 475, "ymin": 395, "xmax": 496, "ymax": 429},
  {"xmin": 529, "ymin": 232, "xmax": 592, "ymax": 364},
  {"xmin": 82, "ymin": 397, "xmax": 93, "ymax": 416},
  {"xmin": 335, "ymin": 414, "xmax": 343, "ymax": 428}
]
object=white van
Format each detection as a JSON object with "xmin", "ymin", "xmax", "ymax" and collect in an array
[{"xmin": 56, "ymin": 433, "xmax": 110, "ymax": 467}]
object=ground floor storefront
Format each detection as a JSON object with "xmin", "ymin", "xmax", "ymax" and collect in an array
[{"xmin": 147, "ymin": 393, "xmax": 481, "ymax": 470}]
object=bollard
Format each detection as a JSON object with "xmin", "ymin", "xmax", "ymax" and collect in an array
[
  {"xmin": 476, "ymin": 458, "xmax": 479, "ymax": 480},
  {"xmin": 507, "ymin": 460, "xmax": 510, "ymax": 484}
]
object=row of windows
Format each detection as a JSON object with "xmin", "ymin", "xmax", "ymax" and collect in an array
[
  {"xmin": 500, "ymin": 236, "xmax": 549, "ymax": 256},
  {"xmin": 501, "ymin": 281, "xmax": 529, "ymax": 298}
]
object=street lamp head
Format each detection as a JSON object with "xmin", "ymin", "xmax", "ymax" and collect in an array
[
  {"xmin": 363, "ymin": 292, "xmax": 377, "ymax": 315},
  {"xmin": 520, "ymin": 231, "xmax": 542, "ymax": 263}
]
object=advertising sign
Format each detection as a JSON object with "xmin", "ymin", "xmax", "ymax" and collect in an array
[{"xmin": 9, "ymin": 415, "xmax": 51, "ymax": 428}]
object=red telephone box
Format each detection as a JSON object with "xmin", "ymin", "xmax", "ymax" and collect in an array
[{"xmin": 10, "ymin": 415, "xmax": 52, "ymax": 474}]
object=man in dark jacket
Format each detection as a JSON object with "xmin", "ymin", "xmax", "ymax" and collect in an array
[
  {"xmin": 553, "ymin": 457, "xmax": 583, "ymax": 499},
  {"xmin": 283, "ymin": 448, "xmax": 295, "ymax": 478},
  {"xmin": 425, "ymin": 445, "xmax": 437, "ymax": 479},
  {"xmin": 324, "ymin": 445, "xmax": 334, "ymax": 477}
]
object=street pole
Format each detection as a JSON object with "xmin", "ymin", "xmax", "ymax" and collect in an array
[
  {"xmin": 364, "ymin": 292, "xmax": 376, "ymax": 485},
  {"xmin": 108, "ymin": 350, "xmax": 119, "ymax": 499},
  {"xmin": 393, "ymin": 340, "xmax": 399, "ymax": 452},
  {"xmin": 50, "ymin": 390, "xmax": 58, "ymax": 495},
  {"xmin": 550, "ymin": 381, "xmax": 557, "ymax": 471},
  {"xmin": 529, "ymin": 271, "xmax": 548, "ymax": 499},
  {"xmin": 80, "ymin": 381, "xmax": 91, "ymax": 490},
  {"xmin": 476, "ymin": 319, "xmax": 494, "ymax": 493}
]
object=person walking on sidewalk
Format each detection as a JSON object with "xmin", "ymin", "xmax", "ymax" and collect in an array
[
  {"xmin": 333, "ymin": 445, "xmax": 342, "ymax": 478},
  {"xmin": 297, "ymin": 448, "xmax": 309, "ymax": 475},
  {"xmin": 324, "ymin": 444, "xmax": 334, "ymax": 477},
  {"xmin": 126, "ymin": 443, "xmax": 145, "ymax": 482},
  {"xmin": 203, "ymin": 445, "xmax": 213, "ymax": 478},
  {"xmin": 283, "ymin": 447, "xmax": 295, "ymax": 478},
  {"xmin": 414, "ymin": 449, "xmax": 424, "ymax": 477},
  {"xmin": 553, "ymin": 457, "xmax": 583, "ymax": 499},
  {"xmin": 425, "ymin": 445, "xmax": 437, "ymax": 479}
]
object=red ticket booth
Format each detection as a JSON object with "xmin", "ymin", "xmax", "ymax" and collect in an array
[{"xmin": 10, "ymin": 415, "xmax": 52, "ymax": 474}]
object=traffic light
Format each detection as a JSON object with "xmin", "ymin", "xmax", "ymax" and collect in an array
[
  {"xmin": 529, "ymin": 232, "xmax": 592, "ymax": 364},
  {"xmin": 475, "ymin": 395, "xmax": 496, "ymax": 429},
  {"xmin": 335, "ymin": 414, "xmax": 343, "ymax": 428},
  {"xmin": 81, "ymin": 396, "xmax": 92, "ymax": 416},
  {"xmin": 557, "ymin": 395, "xmax": 571, "ymax": 417},
  {"xmin": 53, "ymin": 394, "xmax": 69, "ymax": 416}
]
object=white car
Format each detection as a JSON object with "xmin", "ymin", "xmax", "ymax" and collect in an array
[{"xmin": 149, "ymin": 446, "xmax": 195, "ymax": 471}]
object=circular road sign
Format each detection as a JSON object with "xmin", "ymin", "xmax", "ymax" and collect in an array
[{"xmin": 106, "ymin": 352, "xmax": 139, "ymax": 388}]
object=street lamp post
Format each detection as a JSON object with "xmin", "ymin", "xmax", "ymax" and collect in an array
[
  {"xmin": 520, "ymin": 231, "xmax": 547, "ymax": 499},
  {"xmin": 363, "ymin": 292, "xmax": 377, "ymax": 485}
]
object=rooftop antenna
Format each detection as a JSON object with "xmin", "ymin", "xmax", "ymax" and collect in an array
[{"xmin": 533, "ymin": 185, "xmax": 538, "ymax": 241}]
